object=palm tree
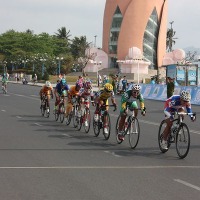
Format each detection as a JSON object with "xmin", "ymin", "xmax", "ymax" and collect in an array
[{"xmin": 55, "ymin": 27, "xmax": 71, "ymax": 41}]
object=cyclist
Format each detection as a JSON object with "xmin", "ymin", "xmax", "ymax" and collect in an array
[
  {"xmin": 2, "ymin": 74, "xmax": 8, "ymax": 92},
  {"xmin": 93, "ymin": 83, "xmax": 117, "ymax": 134},
  {"xmin": 39, "ymin": 81, "xmax": 54, "ymax": 113},
  {"xmin": 65, "ymin": 81, "xmax": 83, "ymax": 118},
  {"xmin": 117, "ymin": 84, "xmax": 146, "ymax": 141},
  {"xmin": 161, "ymin": 90, "xmax": 196, "ymax": 150},
  {"xmin": 77, "ymin": 80, "xmax": 94, "ymax": 126},
  {"xmin": 54, "ymin": 78, "xmax": 69, "ymax": 113}
]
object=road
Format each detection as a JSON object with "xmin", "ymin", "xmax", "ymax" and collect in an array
[{"xmin": 0, "ymin": 83, "xmax": 200, "ymax": 200}]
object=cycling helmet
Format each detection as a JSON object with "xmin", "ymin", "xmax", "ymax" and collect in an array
[
  {"xmin": 60, "ymin": 78, "xmax": 67, "ymax": 86},
  {"xmin": 132, "ymin": 84, "xmax": 141, "ymax": 91},
  {"xmin": 45, "ymin": 81, "xmax": 51, "ymax": 87},
  {"xmin": 104, "ymin": 83, "xmax": 113, "ymax": 92},
  {"xmin": 180, "ymin": 90, "xmax": 191, "ymax": 102}
]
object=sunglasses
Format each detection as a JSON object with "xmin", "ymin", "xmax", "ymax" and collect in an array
[{"xmin": 133, "ymin": 91, "xmax": 139, "ymax": 95}]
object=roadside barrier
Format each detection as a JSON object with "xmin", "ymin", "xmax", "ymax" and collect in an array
[{"xmin": 140, "ymin": 84, "xmax": 200, "ymax": 105}]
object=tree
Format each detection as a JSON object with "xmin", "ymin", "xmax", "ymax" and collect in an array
[{"xmin": 55, "ymin": 27, "xmax": 71, "ymax": 41}]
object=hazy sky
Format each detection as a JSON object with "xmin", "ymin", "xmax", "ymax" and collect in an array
[{"xmin": 0, "ymin": 0, "xmax": 200, "ymax": 49}]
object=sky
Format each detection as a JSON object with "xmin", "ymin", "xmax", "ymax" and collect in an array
[{"xmin": 0, "ymin": 0, "xmax": 200, "ymax": 50}]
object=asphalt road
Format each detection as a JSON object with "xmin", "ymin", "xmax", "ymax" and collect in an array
[{"xmin": 0, "ymin": 83, "xmax": 200, "ymax": 200}]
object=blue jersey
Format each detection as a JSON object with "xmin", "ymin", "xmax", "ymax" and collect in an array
[
  {"xmin": 55, "ymin": 83, "xmax": 69, "ymax": 96},
  {"xmin": 164, "ymin": 95, "xmax": 192, "ymax": 117}
]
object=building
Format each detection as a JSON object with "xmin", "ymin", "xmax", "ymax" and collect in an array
[{"xmin": 102, "ymin": 0, "xmax": 168, "ymax": 70}]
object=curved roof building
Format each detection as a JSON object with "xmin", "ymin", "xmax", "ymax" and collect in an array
[{"xmin": 102, "ymin": 0, "xmax": 168, "ymax": 69}]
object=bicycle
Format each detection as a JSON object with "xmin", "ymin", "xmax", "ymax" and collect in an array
[
  {"xmin": 2, "ymin": 84, "xmax": 7, "ymax": 94},
  {"xmin": 75, "ymin": 97, "xmax": 91, "ymax": 133},
  {"xmin": 115, "ymin": 108, "xmax": 142, "ymax": 149},
  {"xmin": 40, "ymin": 94, "xmax": 50, "ymax": 118},
  {"xmin": 65, "ymin": 97, "xmax": 79, "ymax": 128},
  {"xmin": 93, "ymin": 104, "xmax": 116, "ymax": 140},
  {"xmin": 158, "ymin": 112, "xmax": 196, "ymax": 159},
  {"xmin": 54, "ymin": 95, "xmax": 66, "ymax": 123}
]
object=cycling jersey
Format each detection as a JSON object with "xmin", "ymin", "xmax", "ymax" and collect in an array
[
  {"xmin": 40, "ymin": 85, "xmax": 53, "ymax": 96},
  {"xmin": 78, "ymin": 88, "xmax": 94, "ymax": 100},
  {"xmin": 2, "ymin": 77, "xmax": 8, "ymax": 85},
  {"xmin": 95, "ymin": 89, "xmax": 115, "ymax": 101},
  {"xmin": 120, "ymin": 90, "xmax": 145, "ymax": 112},
  {"xmin": 68, "ymin": 85, "xmax": 79, "ymax": 97},
  {"xmin": 164, "ymin": 95, "xmax": 192, "ymax": 118},
  {"xmin": 55, "ymin": 82, "xmax": 69, "ymax": 96}
]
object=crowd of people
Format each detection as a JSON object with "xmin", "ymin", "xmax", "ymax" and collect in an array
[{"xmin": 38, "ymin": 74, "xmax": 196, "ymax": 149}]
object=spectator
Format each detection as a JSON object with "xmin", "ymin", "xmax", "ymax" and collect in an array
[
  {"xmin": 167, "ymin": 77, "xmax": 175, "ymax": 98},
  {"xmin": 98, "ymin": 74, "xmax": 102, "ymax": 87},
  {"xmin": 122, "ymin": 76, "xmax": 127, "ymax": 92}
]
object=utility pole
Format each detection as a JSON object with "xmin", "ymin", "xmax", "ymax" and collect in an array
[{"xmin": 94, "ymin": 35, "xmax": 97, "ymax": 47}]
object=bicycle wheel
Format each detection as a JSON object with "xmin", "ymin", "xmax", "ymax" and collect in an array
[
  {"xmin": 115, "ymin": 115, "xmax": 123, "ymax": 144},
  {"xmin": 54, "ymin": 108, "xmax": 59, "ymax": 121},
  {"xmin": 158, "ymin": 120, "xmax": 169, "ymax": 153},
  {"xmin": 41, "ymin": 102, "xmax": 45, "ymax": 117},
  {"xmin": 76, "ymin": 116, "xmax": 82, "ymax": 131},
  {"xmin": 83, "ymin": 107, "xmax": 91, "ymax": 133},
  {"xmin": 72, "ymin": 106, "xmax": 78, "ymax": 128},
  {"xmin": 66, "ymin": 111, "xmax": 73, "ymax": 126},
  {"xmin": 93, "ymin": 114, "xmax": 100, "ymax": 137},
  {"xmin": 176, "ymin": 123, "xmax": 190, "ymax": 159},
  {"xmin": 44, "ymin": 106, "xmax": 50, "ymax": 118},
  {"xmin": 59, "ymin": 103, "xmax": 65, "ymax": 123},
  {"xmin": 103, "ymin": 111, "xmax": 111, "ymax": 140},
  {"xmin": 129, "ymin": 117, "xmax": 140, "ymax": 149}
]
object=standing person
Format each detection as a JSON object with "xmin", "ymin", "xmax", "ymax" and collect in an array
[
  {"xmin": 167, "ymin": 77, "xmax": 175, "ymax": 98},
  {"xmin": 122, "ymin": 76, "xmax": 127, "ymax": 92},
  {"xmin": 98, "ymin": 74, "xmax": 102, "ymax": 87}
]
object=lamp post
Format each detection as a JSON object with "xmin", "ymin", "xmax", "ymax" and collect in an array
[
  {"xmin": 94, "ymin": 61, "xmax": 102, "ymax": 87},
  {"xmin": 22, "ymin": 59, "xmax": 28, "ymax": 68},
  {"xmin": 56, "ymin": 57, "xmax": 63, "ymax": 76},
  {"xmin": 40, "ymin": 58, "xmax": 46, "ymax": 77}
]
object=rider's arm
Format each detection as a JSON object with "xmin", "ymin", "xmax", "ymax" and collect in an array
[{"xmin": 138, "ymin": 94, "xmax": 145, "ymax": 110}]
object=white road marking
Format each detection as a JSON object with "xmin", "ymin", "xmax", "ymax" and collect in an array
[
  {"xmin": 0, "ymin": 166, "xmax": 199, "ymax": 169},
  {"xmin": 1, "ymin": 110, "xmax": 6, "ymax": 112},
  {"xmin": 34, "ymin": 123, "xmax": 43, "ymax": 126},
  {"xmin": 16, "ymin": 116, "xmax": 22, "ymax": 118},
  {"xmin": 62, "ymin": 133, "xmax": 72, "ymax": 137},
  {"xmin": 174, "ymin": 179, "xmax": 200, "ymax": 191},
  {"xmin": 104, "ymin": 151, "xmax": 122, "ymax": 157}
]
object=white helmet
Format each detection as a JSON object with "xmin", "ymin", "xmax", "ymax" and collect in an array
[
  {"xmin": 45, "ymin": 81, "xmax": 51, "ymax": 87},
  {"xmin": 180, "ymin": 90, "xmax": 191, "ymax": 101},
  {"xmin": 132, "ymin": 84, "xmax": 141, "ymax": 91}
]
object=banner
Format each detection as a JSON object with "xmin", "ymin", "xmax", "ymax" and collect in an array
[{"xmin": 140, "ymin": 84, "xmax": 200, "ymax": 105}]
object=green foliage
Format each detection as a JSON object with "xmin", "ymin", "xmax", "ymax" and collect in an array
[
  {"xmin": 0, "ymin": 27, "xmax": 90, "ymax": 79},
  {"xmin": 43, "ymin": 71, "xmax": 49, "ymax": 81}
]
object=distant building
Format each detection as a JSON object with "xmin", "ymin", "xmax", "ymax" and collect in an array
[{"xmin": 102, "ymin": 0, "xmax": 168, "ymax": 70}]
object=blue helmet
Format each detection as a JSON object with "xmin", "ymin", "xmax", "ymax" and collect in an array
[{"xmin": 60, "ymin": 78, "xmax": 67, "ymax": 86}]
